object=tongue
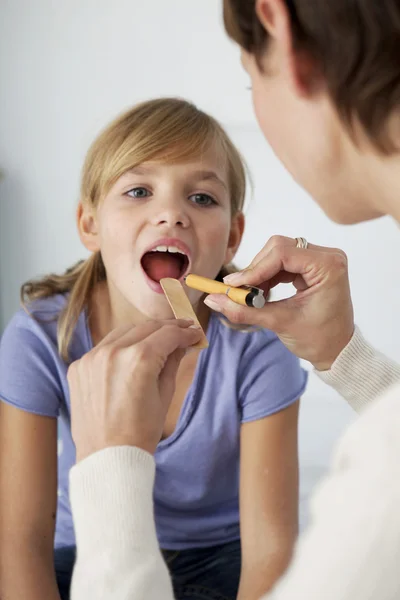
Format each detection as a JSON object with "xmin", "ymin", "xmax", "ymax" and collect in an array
[{"xmin": 142, "ymin": 252, "xmax": 183, "ymax": 283}]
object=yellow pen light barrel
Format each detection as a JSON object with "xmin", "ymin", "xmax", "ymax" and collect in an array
[{"xmin": 184, "ymin": 274, "xmax": 265, "ymax": 309}]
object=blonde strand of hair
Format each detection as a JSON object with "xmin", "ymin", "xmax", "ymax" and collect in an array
[
  {"xmin": 21, "ymin": 253, "xmax": 105, "ymax": 362},
  {"xmin": 58, "ymin": 253, "xmax": 103, "ymax": 361}
]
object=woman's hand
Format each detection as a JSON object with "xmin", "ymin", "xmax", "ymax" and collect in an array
[
  {"xmin": 68, "ymin": 319, "xmax": 201, "ymax": 461},
  {"xmin": 204, "ymin": 236, "xmax": 354, "ymax": 371}
]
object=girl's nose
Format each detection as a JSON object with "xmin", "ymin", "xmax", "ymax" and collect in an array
[{"xmin": 151, "ymin": 201, "xmax": 190, "ymax": 228}]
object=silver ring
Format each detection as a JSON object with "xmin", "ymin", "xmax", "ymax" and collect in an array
[{"xmin": 295, "ymin": 237, "xmax": 308, "ymax": 250}]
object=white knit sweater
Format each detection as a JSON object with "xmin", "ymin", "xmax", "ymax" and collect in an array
[{"xmin": 69, "ymin": 327, "xmax": 400, "ymax": 600}]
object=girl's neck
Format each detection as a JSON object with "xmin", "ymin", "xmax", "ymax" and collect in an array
[{"xmin": 88, "ymin": 280, "xmax": 211, "ymax": 346}]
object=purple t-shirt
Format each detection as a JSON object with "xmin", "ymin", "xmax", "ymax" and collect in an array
[{"xmin": 0, "ymin": 294, "xmax": 307, "ymax": 550}]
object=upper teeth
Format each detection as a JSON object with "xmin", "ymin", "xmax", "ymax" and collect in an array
[{"xmin": 151, "ymin": 245, "xmax": 186, "ymax": 255}]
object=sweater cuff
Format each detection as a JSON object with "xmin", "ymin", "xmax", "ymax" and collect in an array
[
  {"xmin": 316, "ymin": 326, "xmax": 400, "ymax": 413},
  {"xmin": 69, "ymin": 446, "xmax": 158, "ymax": 557}
]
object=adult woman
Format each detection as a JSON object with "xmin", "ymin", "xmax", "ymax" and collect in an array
[{"xmin": 38, "ymin": 0, "xmax": 400, "ymax": 598}]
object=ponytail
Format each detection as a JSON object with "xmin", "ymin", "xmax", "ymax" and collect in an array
[{"xmin": 21, "ymin": 252, "xmax": 106, "ymax": 362}]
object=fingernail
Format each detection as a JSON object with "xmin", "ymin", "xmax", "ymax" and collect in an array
[
  {"xmin": 223, "ymin": 272, "xmax": 242, "ymax": 285},
  {"xmin": 204, "ymin": 297, "xmax": 222, "ymax": 313}
]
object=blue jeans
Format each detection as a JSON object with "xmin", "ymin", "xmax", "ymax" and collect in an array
[{"xmin": 55, "ymin": 539, "xmax": 241, "ymax": 600}]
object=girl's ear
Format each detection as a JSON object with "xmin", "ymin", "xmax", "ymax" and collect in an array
[
  {"xmin": 76, "ymin": 202, "xmax": 100, "ymax": 252},
  {"xmin": 224, "ymin": 212, "xmax": 245, "ymax": 265}
]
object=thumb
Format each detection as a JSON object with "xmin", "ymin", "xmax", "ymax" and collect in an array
[{"xmin": 204, "ymin": 294, "xmax": 292, "ymax": 333}]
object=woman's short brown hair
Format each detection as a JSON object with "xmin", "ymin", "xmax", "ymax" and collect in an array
[{"xmin": 223, "ymin": 0, "xmax": 400, "ymax": 153}]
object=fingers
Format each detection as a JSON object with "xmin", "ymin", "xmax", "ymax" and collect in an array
[
  {"xmin": 95, "ymin": 318, "xmax": 195, "ymax": 350},
  {"xmin": 69, "ymin": 320, "xmax": 200, "ymax": 388},
  {"xmin": 256, "ymin": 270, "xmax": 308, "ymax": 294},
  {"xmin": 133, "ymin": 324, "xmax": 202, "ymax": 377},
  {"xmin": 251, "ymin": 235, "xmax": 346, "ymax": 266},
  {"xmin": 225, "ymin": 245, "xmax": 308, "ymax": 288},
  {"xmin": 224, "ymin": 236, "xmax": 346, "ymax": 286},
  {"xmin": 248, "ymin": 236, "xmax": 304, "ymax": 270},
  {"xmin": 204, "ymin": 295, "xmax": 262, "ymax": 327},
  {"xmin": 115, "ymin": 320, "xmax": 201, "ymax": 358},
  {"xmin": 223, "ymin": 244, "xmax": 347, "ymax": 290},
  {"xmin": 204, "ymin": 294, "xmax": 291, "ymax": 333},
  {"xmin": 68, "ymin": 321, "xmax": 201, "ymax": 411}
]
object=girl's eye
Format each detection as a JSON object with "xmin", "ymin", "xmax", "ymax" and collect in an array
[
  {"xmin": 126, "ymin": 187, "xmax": 151, "ymax": 198},
  {"xmin": 189, "ymin": 193, "xmax": 216, "ymax": 207}
]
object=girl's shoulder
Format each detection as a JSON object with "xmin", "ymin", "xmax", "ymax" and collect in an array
[
  {"xmin": 0, "ymin": 294, "xmax": 90, "ymax": 417},
  {"xmin": 24, "ymin": 292, "xmax": 69, "ymax": 319},
  {"xmin": 0, "ymin": 293, "xmax": 91, "ymax": 366},
  {"xmin": 2, "ymin": 294, "xmax": 69, "ymax": 349}
]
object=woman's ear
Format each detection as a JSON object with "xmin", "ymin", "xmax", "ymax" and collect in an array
[
  {"xmin": 76, "ymin": 202, "xmax": 100, "ymax": 252},
  {"xmin": 255, "ymin": 0, "xmax": 322, "ymax": 97},
  {"xmin": 225, "ymin": 212, "xmax": 245, "ymax": 265}
]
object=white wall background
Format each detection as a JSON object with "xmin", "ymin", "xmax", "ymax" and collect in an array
[{"xmin": 1, "ymin": 0, "xmax": 399, "ymax": 527}]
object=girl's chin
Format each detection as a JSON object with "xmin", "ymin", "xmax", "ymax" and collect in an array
[{"xmin": 134, "ymin": 299, "xmax": 179, "ymax": 321}]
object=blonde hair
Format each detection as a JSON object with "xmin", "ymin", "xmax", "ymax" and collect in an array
[{"xmin": 21, "ymin": 98, "xmax": 248, "ymax": 361}]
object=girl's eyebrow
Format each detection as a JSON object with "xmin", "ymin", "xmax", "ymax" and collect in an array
[
  {"xmin": 189, "ymin": 170, "xmax": 228, "ymax": 191},
  {"xmin": 126, "ymin": 167, "xmax": 228, "ymax": 191},
  {"xmin": 126, "ymin": 166, "xmax": 154, "ymax": 176}
]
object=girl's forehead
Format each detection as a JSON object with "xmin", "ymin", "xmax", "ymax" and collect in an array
[
  {"xmin": 155, "ymin": 139, "xmax": 226, "ymax": 167},
  {"xmin": 119, "ymin": 152, "xmax": 229, "ymax": 184}
]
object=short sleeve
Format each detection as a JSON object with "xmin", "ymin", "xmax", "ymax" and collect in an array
[
  {"xmin": 239, "ymin": 332, "xmax": 308, "ymax": 423},
  {"xmin": 0, "ymin": 311, "xmax": 62, "ymax": 417}
]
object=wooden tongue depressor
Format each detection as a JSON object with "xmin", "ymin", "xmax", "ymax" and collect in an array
[{"xmin": 160, "ymin": 278, "xmax": 209, "ymax": 350}]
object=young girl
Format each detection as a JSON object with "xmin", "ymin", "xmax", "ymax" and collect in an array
[{"xmin": 0, "ymin": 98, "xmax": 307, "ymax": 600}]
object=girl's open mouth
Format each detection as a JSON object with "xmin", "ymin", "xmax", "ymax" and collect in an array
[{"xmin": 141, "ymin": 244, "xmax": 191, "ymax": 291}]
